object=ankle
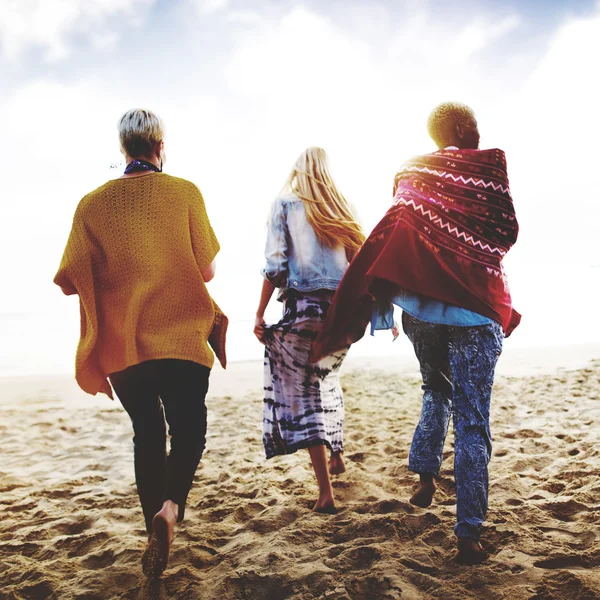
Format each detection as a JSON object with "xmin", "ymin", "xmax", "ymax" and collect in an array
[
  {"xmin": 419, "ymin": 472, "xmax": 434, "ymax": 484},
  {"xmin": 315, "ymin": 496, "xmax": 335, "ymax": 508},
  {"xmin": 161, "ymin": 500, "xmax": 179, "ymax": 520},
  {"xmin": 458, "ymin": 537, "xmax": 482, "ymax": 550},
  {"xmin": 319, "ymin": 490, "xmax": 334, "ymax": 501}
]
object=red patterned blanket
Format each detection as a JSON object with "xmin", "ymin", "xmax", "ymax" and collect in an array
[{"xmin": 311, "ymin": 148, "xmax": 520, "ymax": 362}]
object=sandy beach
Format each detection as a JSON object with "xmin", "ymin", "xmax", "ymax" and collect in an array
[{"xmin": 1, "ymin": 345, "xmax": 600, "ymax": 600}]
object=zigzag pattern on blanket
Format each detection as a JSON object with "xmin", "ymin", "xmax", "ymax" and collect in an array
[
  {"xmin": 390, "ymin": 148, "xmax": 518, "ymax": 267},
  {"xmin": 393, "ymin": 197, "xmax": 508, "ymax": 257},
  {"xmin": 397, "ymin": 165, "xmax": 512, "ymax": 195}
]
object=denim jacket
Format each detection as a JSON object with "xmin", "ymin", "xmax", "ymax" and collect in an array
[{"xmin": 261, "ymin": 194, "xmax": 348, "ymax": 294}]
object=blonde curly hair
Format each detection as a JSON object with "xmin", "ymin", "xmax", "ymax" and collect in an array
[{"xmin": 427, "ymin": 102, "xmax": 476, "ymax": 148}]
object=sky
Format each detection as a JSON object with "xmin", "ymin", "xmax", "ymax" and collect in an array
[{"xmin": 1, "ymin": 0, "xmax": 599, "ymax": 376}]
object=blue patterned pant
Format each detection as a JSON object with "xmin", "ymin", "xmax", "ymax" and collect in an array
[{"xmin": 402, "ymin": 312, "xmax": 504, "ymax": 540}]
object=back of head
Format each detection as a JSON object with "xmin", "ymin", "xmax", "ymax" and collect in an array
[
  {"xmin": 284, "ymin": 147, "xmax": 365, "ymax": 259},
  {"xmin": 118, "ymin": 108, "xmax": 164, "ymax": 158},
  {"xmin": 427, "ymin": 102, "xmax": 479, "ymax": 150}
]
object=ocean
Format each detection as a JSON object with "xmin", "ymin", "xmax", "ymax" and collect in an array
[{"xmin": 1, "ymin": 264, "xmax": 598, "ymax": 378}]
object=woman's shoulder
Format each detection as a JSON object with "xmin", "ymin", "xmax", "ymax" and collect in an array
[
  {"xmin": 76, "ymin": 180, "xmax": 117, "ymax": 215},
  {"xmin": 156, "ymin": 173, "xmax": 202, "ymax": 194},
  {"xmin": 279, "ymin": 193, "xmax": 301, "ymax": 203},
  {"xmin": 273, "ymin": 193, "xmax": 303, "ymax": 209},
  {"xmin": 269, "ymin": 194, "xmax": 304, "ymax": 222}
]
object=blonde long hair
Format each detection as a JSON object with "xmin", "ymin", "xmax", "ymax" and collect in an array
[{"xmin": 282, "ymin": 147, "xmax": 365, "ymax": 260}]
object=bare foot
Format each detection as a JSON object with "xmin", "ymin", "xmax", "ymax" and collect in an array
[
  {"xmin": 329, "ymin": 452, "xmax": 346, "ymax": 476},
  {"xmin": 410, "ymin": 480, "xmax": 437, "ymax": 508},
  {"xmin": 312, "ymin": 496, "xmax": 337, "ymax": 514},
  {"xmin": 142, "ymin": 536, "xmax": 160, "ymax": 579},
  {"xmin": 142, "ymin": 500, "xmax": 178, "ymax": 578},
  {"xmin": 455, "ymin": 537, "xmax": 487, "ymax": 565},
  {"xmin": 313, "ymin": 495, "xmax": 337, "ymax": 515}
]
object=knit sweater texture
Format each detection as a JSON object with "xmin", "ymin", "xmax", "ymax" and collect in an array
[{"xmin": 54, "ymin": 173, "xmax": 222, "ymax": 398}]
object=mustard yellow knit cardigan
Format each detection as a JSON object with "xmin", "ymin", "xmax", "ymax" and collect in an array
[{"xmin": 54, "ymin": 173, "xmax": 227, "ymax": 397}]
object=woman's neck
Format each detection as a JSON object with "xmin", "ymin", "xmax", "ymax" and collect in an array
[{"xmin": 120, "ymin": 155, "xmax": 162, "ymax": 178}]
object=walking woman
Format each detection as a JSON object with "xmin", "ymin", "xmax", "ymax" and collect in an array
[
  {"xmin": 254, "ymin": 147, "xmax": 364, "ymax": 514},
  {"xmin": 54, "ymin": 109, "xmax": 227, "ymax": 578}
]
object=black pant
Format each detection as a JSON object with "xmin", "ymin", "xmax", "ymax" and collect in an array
[{"xmin": 110, "ymin": 359, "xmax": 210, "ymax": 534}]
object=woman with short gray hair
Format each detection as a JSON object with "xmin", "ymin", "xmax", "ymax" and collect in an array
[{"xmin": 54, "ymin": 108, "xmax": 227, "ymax": 578}]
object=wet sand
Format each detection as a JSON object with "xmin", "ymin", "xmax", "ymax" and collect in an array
[{"xmin": 1, "ymin": 346, "xmax": 599, "ymax": 599}]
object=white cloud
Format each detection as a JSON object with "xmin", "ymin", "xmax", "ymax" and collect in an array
[
  {"xmin": 0, "ymin": 0, "xmax": 154, "ymax": 61},
  {"xmin": 226, "ymin": 9, "xmax": 264, "ymax": 26},
  {"xmin": 450, "ymin": 15, "xmax": 521, "ymax": 63},
  {"xmin": 501, "ymin": 9, "xmax": 600, "ymax": 255},
  {"xmin": 192, "ymin": 0, "xmax": 229, "ymax": 16},
  {"xmin": 90, "ymin": 30, "xmax": 120, "ymax": 53}
]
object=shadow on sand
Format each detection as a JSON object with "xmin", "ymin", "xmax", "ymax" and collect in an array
[{"xmin": 135, "ymin": 578, "xmax": 168, "ymax": 600}]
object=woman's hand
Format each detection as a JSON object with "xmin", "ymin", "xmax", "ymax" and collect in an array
[{"xmin": 254, "ymin": 316, "xmax": 266, "ymax": 344}]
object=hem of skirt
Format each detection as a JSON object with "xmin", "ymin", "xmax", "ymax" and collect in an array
[{"xmin": 265, "ymin": 438, "xmax": 343, "ymax": 459}]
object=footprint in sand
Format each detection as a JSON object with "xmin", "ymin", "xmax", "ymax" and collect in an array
[
  {"xmin": 223, "ymin": 569, "xmax": 294, "ymax": 600},
  {"xmin": 347, "ymin": 451, "xmax": 366, "ymax": 464},
  {"xmin": 359, "ymin": 499, "xmax": 414, "ymax": 515},
  {"xmin": 0, "ymin": 541, "xmax": 45, "ymax": 558},
  {"xmin": 399, "ymin": 556, "xmax": 438, "ymax": 576},
  {"xmin": 16, "ymin": 581, "xmax": 55, "ymax": 599},
  {"xmin": 53, "ymin": 515, "xmax": 95, "ymax": 536},
  {"xmin": 54, "ymin": 530, "xmax": 110, "ymax": 558},
  {"xmin": 539, "ymin": 526, "xmax": 596, "ymax": 550},
  {"xmin": 82, "ymin": 548, "xmax": 117, "ymax": 570},
  {"xmin": 532, "ymin": 563, "xmax": 600, "ymax": 598},
  {"xmin": 205, "ymin": 507, "xmax": 231, "ymax": 522},
  {"xmin": 502, "ymin": 429, "xmax": 543, "ymax": 440},
  {"xmin": 246, "ymin": 506, "xmax": 298, "ymax": 534},
  {"xmin": 540, "ymin": 498, "xmax": 589, "ymax": 522},
  {"xmin": 331, "ymin": 516, "xmax": 403, "ymax": 544},
  {"xmin": 329, "ymin": 545, "xmax": 382, "ymax": 571},
  {"xmin": 232, "ymin": 502, "xmax": 267, "ymax": 524},
  {"xmin": 533, "ymin": 554, "xmax": 593, "ymax": 569},
  {"xmin": 480, "ymin": 526, "xmax": 519, "ymax": 554},
  {"xmin": 421, "ymin": 529, "xmax": 447, "ymax": 546},
  {"xmin": 541, "ymin": 480, "xmax": 566, "ymax": 494},
  {"xmin": 188, "ymin": 546, "xmax": 219, "ymax": 569}
]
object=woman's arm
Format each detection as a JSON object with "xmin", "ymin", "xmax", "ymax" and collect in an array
[
  {"xmin": 202, "ymin": 259, "xmax": 217, "ymax": 282},
  {"xmin": 254, "ymin": 199, "xmax": 288, "ymax": 343},
  {"xmin": 261, "ymin": 199, "xmax": 288, "ymax": 287},
  {"xmin": 189, "ymin": 184, "xmax": 220, "ymax": 277},
  {"xmin": 254, "ymin": 279, "xmax": 276, "ymax": 344},
  {"xmin": 54, "ymin": 206, "xmax": 91, "ymax": 296}
]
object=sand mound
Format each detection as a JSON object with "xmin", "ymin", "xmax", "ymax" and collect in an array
[{"xmin": 1, "ymin": 360, "xmax": 599, "ymax": 599}]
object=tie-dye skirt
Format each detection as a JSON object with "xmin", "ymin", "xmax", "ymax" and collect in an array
[{"xmin": 262, "ymin": 291, "xmax": 349, "ymax": 459}]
